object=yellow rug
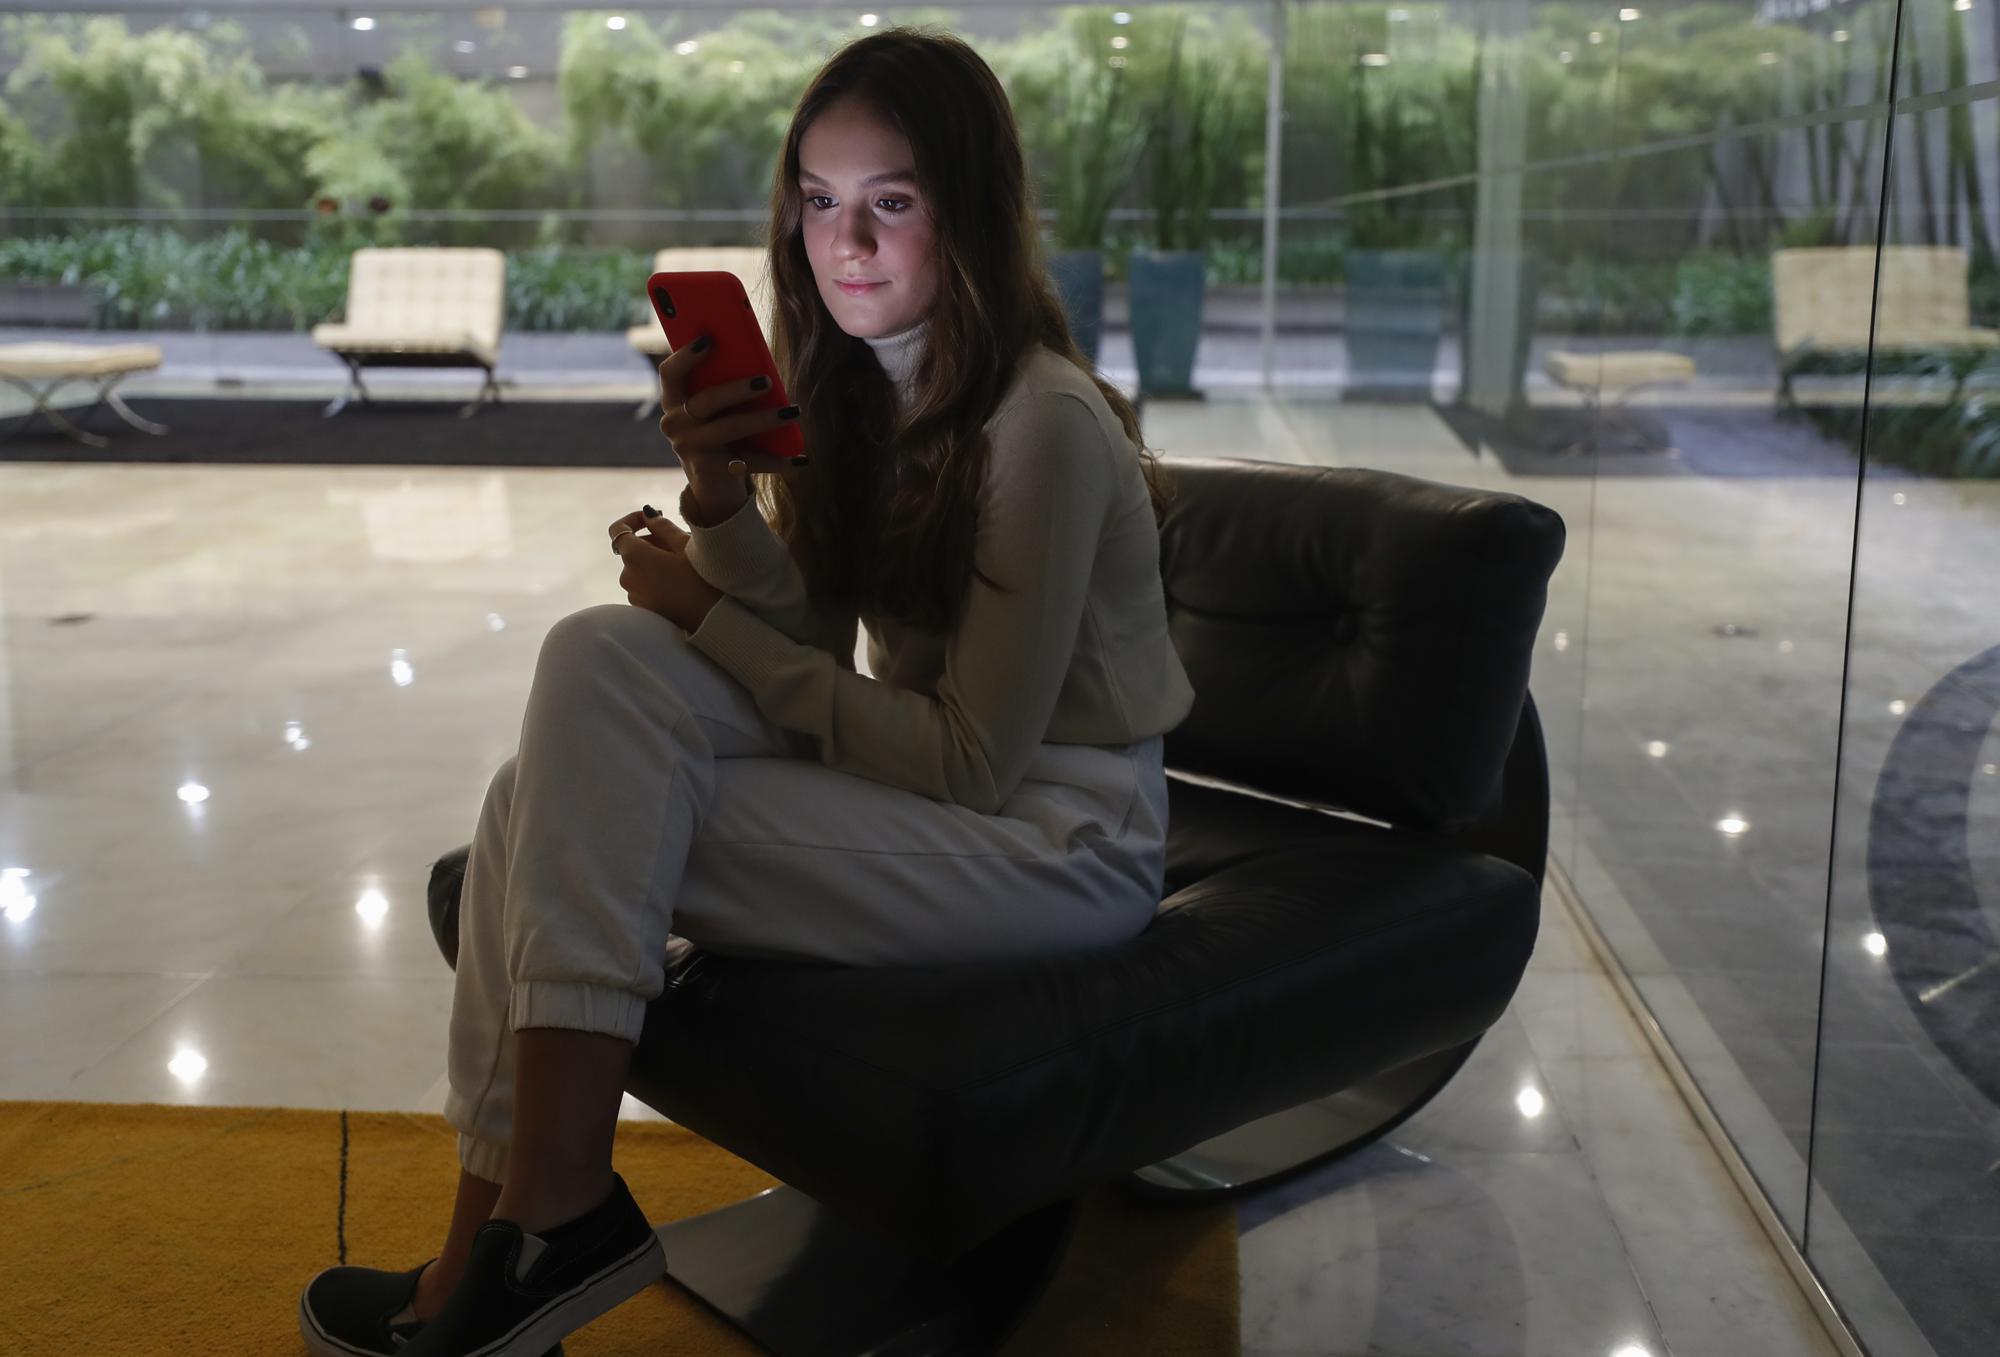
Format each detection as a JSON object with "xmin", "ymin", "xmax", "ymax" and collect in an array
[{"xmin": 0, "ymin": 1101, "xmax": 1239, "ymax": 1355}]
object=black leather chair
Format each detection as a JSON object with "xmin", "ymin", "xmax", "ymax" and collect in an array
[{"xmin": 427, "ymin": 456, "xmax": 1566, "ymax": 1357}]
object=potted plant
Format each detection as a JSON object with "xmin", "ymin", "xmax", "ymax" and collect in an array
[
  {"xmin": 1339, "ymin": 32, "xmax": 1476, "ymax": 403},
  {"xmin": 1039, "ymin": 15, "xmax": 1151, "ymax": 364},
  {"xmin": 1127, "ymin": 10, "xmax": 1259, "ymax": 400}
]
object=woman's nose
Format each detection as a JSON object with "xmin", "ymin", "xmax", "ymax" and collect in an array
[{"xmin": 833, "ymin": 208, "xmax": 874, "ymax": 257}]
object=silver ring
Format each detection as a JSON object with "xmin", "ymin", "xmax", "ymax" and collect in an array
[
  {"xmin": 610, "ymin": 528, "xmax": 635, "ymax": 554},
  {"xmin": 678, "ymin": 398, "xmax": 693, "ymax": 425}
]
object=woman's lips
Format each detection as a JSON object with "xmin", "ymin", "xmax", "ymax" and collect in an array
[{"xmin": 836, "ymin": 280, "xmax": 884, "ymax": 295}]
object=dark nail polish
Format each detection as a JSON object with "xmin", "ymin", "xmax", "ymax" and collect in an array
[
  {"xmin": 778, "ymin": 405, "xmax": 800, "ymax": 419},
  {"xmin": 691, "ymin": 335, "xmax": 712, "ymax": 353},
  {"xmin": 642, "ymin": 504, "xmax": 659, "ymax": 517},
  {"xmin": 750, "ymin": 375, "xmax": 771, "ymax": 391}
]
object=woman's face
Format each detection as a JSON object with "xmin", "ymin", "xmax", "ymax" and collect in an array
[{"xmin": 797, "ymin": 95, "xmax": 939, "ymax": 339}]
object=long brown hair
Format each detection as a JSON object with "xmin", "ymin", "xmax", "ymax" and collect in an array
[{"xmin": 758, "ymin": 26, "xmax": 1172, "ymax": 635}]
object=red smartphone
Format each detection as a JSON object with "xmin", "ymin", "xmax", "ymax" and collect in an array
[{"xmin": 647, "ymin": 270, "xmax": 805, "ymax": 460}]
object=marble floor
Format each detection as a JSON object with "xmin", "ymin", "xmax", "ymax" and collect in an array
[{"xmin": 1, "ymin": 395, "xmax": 1852, "ymax": 1356}]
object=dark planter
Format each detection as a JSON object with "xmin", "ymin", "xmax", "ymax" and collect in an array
[
  {"xmin": 1344, "ymin": 248, "xmax": 1450, "ymax": 402},
  {"xmin": 1048, "ymin": 248, "xmax": 1105, "ymax": 363},
  {"xmin": 1126, "ymin": 248, "xmax": 1207, "ymax": 399}
]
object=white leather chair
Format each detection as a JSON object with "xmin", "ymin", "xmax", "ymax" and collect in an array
[
  {"xmin": 312, "ymin": 247, "xmax": 507, "ymax": 418},
  {"xmin": 628, "ymin": 247, "xmax": 776, "ymax": 419},
  {"xmin": 1772, "ymin": 246, "xmax": 1999, "ymax": 407}
]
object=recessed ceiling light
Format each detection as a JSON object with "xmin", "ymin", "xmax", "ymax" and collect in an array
[{"xmin": 351, "ymin": 15, "xmax": 375, "ymax": 31}]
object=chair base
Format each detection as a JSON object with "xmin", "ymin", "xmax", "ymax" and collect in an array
[
  {"xmin": 0, "ymin": 372, "xmax": 168, "ymax": 448},
  {"xmin": 321, "ymin": 351, "xmax": 501, "ymax": 419},
  {"xmin": 1124, "ymin": 1037, "xmax": 1479, "ymax": 1197},
  {"xmin": 654, "ymin": 1182, "xmax": 1082, "ymax": 1357}
]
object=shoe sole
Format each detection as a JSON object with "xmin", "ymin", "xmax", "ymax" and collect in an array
[{"xmin": 458, "ymin": 1231, "xmax": 668, "ymax": 1357}]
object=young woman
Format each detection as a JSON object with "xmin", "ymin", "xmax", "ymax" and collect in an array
[{"xmin": 299, "ymin": 26, "xmax": 1195, "ymax": 1357}]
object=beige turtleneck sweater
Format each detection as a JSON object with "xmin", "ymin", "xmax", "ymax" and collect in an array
[{"xmin": 678, "ymin": 316, "xmax": 1195, "ymax": 816}]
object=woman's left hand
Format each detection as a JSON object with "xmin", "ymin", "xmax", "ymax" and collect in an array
[{"xmin": 607, "ymin": 508, "xmax": 725, "ymax": 633}]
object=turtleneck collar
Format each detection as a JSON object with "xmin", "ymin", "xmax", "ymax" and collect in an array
[{"xmin": 861, "ymin": 315, "xmax": 930, "ymax": 405}]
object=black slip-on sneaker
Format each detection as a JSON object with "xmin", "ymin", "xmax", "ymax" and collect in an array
[
  {"xmin": 392, "ymin": 1171, "xmax": 666, "ymax": 1357},
  {"xmin": 296, "ymin": 1256, "xmax": 563, "ymax": 1357}
]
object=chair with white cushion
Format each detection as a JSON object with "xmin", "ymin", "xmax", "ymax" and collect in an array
[
  {"xmin": 627, "ymin": 247, "xmax": 776, "ymax": 419},
  {"xmin": 1773, "ymin": 246, "xmax": 2000, "ymax": 408},
  {"xmin": 312, "ymin": 247, "xmax": 507, "ymax": 418}
]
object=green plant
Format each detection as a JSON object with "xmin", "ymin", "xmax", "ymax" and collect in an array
[
  {"xmin": 0, "ymin": 226, "xmax": 679, "ymax": 333},
  {"xmin": 505, "ymin": 244, "xmax": 654, "ymax": 330},
  {"xmin": 0, "ymin": 98, "xmax": 44, "ymax": 213},
  {"xmin": 1203, "ymin": 235, "xmax": 1346, "ymax": 287},
  {"xmin": 319, "ymin": 50, "xmax": 567, "ymax": 245},
  {"xmin": 1668, "ymin": 252, "xmax": 1773, "ymax": 336},
  {"xmin": 0, "ymin": 226, "xmax": 347, "ymax": 328},
  {"xmin": 1, "ymin": 15, "xmax": 341, "ymax": 214},
  {"xmin": 556, "ymin": 11, "xmax": 961, "ymax": 215},
  {"xmin": 1127, "ymin": 8, "xmax": 1266, "ymax": 254},
  {"xmin": 992, "ymin": 11, "xmax": 1153, "ymax": 251}
]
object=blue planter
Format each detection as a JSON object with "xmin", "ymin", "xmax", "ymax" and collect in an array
[
  {"xmin": 1048, "ymin": 249, "xmax": 1104, "ymax": 363},
  {"xmin": 1345, "ymin": 248, "xmax": 1450, "ymax": 401},
  {"xmin": 1127, "ymin": 249, "xmax": 1207, "ymax": 398}
]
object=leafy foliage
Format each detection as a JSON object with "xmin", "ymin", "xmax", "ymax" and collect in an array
[
  {"xmin": 990, "ymin": 11, "xmax": 1153, "ymax": 250},
  {"xmin": 1, "ymin": 15, "xmax": 337, "ymax": 212},
  {"xmin": 0, "ymin": 226, "xmax": 660, "ymax": 332},
  {"xmin": 1124, "ymin": 8, "xmax": 1268, "ymax": 253}
]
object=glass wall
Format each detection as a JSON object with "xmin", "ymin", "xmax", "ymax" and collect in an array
[
  {"xmin": 3, "ymin": 2, "xmax": 1994, "ymax": 1352},
  {"xmin": 1273, "ymin": 2, "xmax": 1998, "ymax": 1354},
  {"xmin": 1812, "ymin": 2, "xmax": 2000, "ymax": 1349}
]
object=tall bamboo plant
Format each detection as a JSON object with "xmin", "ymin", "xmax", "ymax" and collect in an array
[
  {"xmin": 1133, "ymin": 9, "xmax": 1263, "ymax": 254},
  {"xmin": 1046, "ymin": 19, "xmax": 1152, "ymax": 250}
]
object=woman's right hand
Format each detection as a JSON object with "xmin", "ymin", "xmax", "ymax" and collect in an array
[{"xmin": 657, "ymin": 336, "xmax": 804, "ymax": 520}]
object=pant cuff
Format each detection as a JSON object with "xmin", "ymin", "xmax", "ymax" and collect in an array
[
  {"xmin": 458, "ymin": 1131, "xmax": 509, "ymax": 1184},
  {"xmin": 508, "ymin": 979, "xmax": 649, "ymax": 1045}
]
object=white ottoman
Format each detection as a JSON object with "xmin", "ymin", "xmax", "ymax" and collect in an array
[
  {"xmin": 1543, "ymin": 349, "xmax": 1696, "ymax": 454},
  {"xmin": 0, "ymin": 341, "xmax": 169, "ymax": 448}
]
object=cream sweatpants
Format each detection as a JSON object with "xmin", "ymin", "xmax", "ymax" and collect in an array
[{"xmin": 440, "ymin": 603, "xmax": 1170, "ymax": 1182}]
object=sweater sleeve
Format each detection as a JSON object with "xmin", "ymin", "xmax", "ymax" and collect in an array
[
  {"xmin": 681, "ymin": 389, "xmax": 1113, "ymax": 814},
  {"xmin": 679, "ymin": 483, "xmax": 859, "ymax": 673}
]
